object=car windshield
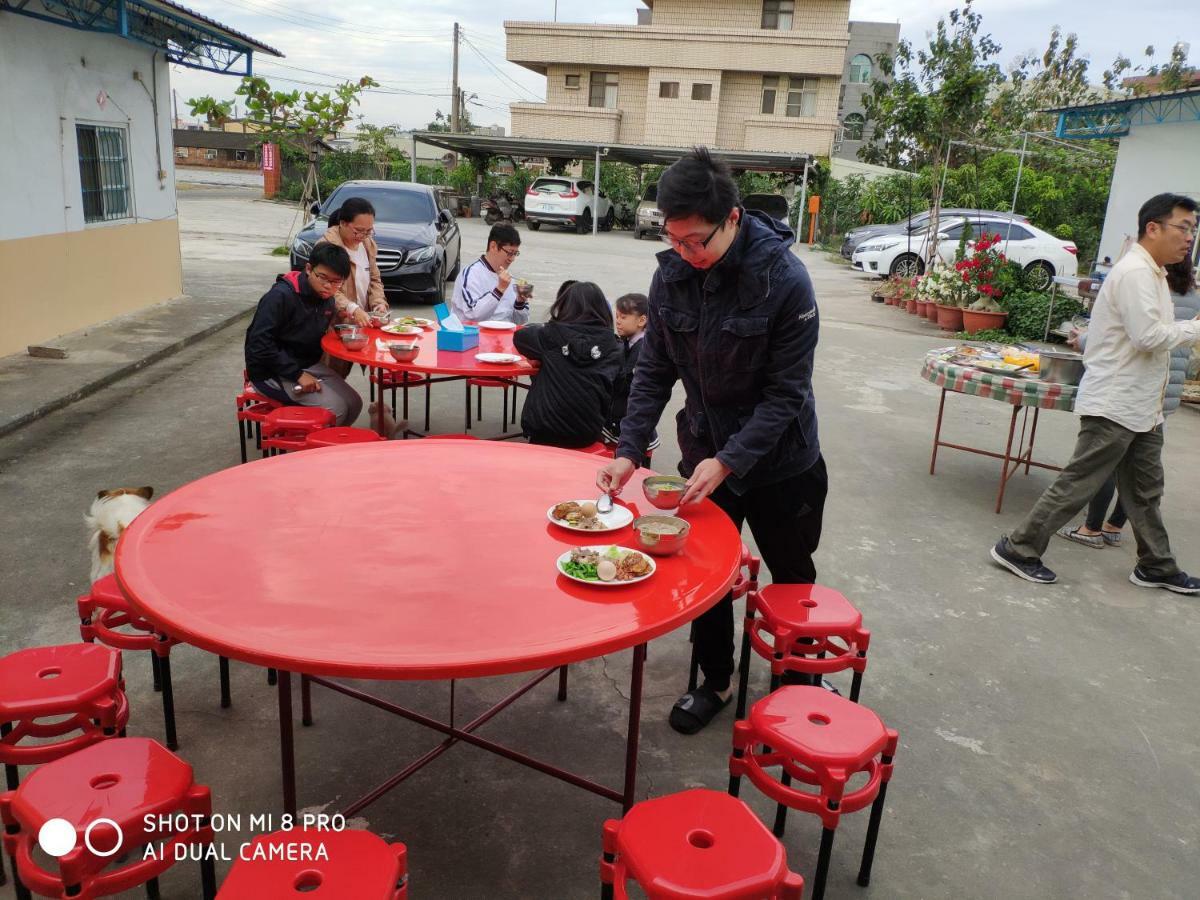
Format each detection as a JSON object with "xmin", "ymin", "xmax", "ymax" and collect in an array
[
  {"xmin": 642, "ymin": 183, "xmax": 658, "ymax": 202},
  {"xmin": 532, "ymin": 179, "xmax": 572, "ymax": 194},
  {"xmin": 324, "ymin": 187, "xmax": 433, "ymax": 223}
]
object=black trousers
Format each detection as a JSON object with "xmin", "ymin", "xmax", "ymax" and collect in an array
[{"xmin": 692, "ymin": 456, "xmax": 828, "ymax": 692}]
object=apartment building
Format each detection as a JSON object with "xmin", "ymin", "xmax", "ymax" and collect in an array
[
  {"xmin": 836, "ymin": 21, "xmax": 900, "ymax": 161},
  {"xmin": 505, "ymin": 0, "xmax": 854, "ymax": 158}
]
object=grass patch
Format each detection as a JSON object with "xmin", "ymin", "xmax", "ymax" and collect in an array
[{"xmin": 270, "ymin": 246, "xmax": 290, "ymax": 256}]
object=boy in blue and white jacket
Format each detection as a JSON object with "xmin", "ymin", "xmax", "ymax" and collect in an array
[{"xmin": 449, "ymin": 224, "xmax": 532, "ymax": 325}]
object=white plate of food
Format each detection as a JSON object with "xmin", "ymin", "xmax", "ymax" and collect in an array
[
  {"xmin": 557, "ymin": 546, "xmax": 655, "ymax": 586},
  {"xmin": 547, "ymin": 500, "xmax": 634, "ymax": 533},
  {"xmin": 393, "ymin": 316, "xmax": 434, "ymax": 329},
  {"xmin": 478, "ymin": 320, "xmax": 517, "ymax": 332},
  {"xmin": 475, "ymin": 352, "xmax": 523, "ymax": 365},
  {"xmin": 382, "ymin": 323, "xmax": 423, "ymax": 336}
]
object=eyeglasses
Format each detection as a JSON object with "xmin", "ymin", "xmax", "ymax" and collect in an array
[
  {"xmin": 309, "ymin": 271, "xmax": 345, "ymax": 289},
  {"xmin": 663, "ymin": 220, "xmax": 725, "ymax": 255},
  {"xmin": 346, "ymin": 226, "xmax": 375, "ymax": 238},
  {"xmin": 500, "ymin": 247, "xmax": 521, "ymax": 258},
  {"xmin": 1163, "ymin": 222, "xmax": 1198, "ymax": 237}
]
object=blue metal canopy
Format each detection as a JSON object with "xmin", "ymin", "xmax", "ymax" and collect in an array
[
  {"xmin": 0, "ymin": 0, "xmax": 282, "ymax": 75},
  {"xmin": 1049, "ymin": 87, "xmax": 1200, "ymax": 140}
]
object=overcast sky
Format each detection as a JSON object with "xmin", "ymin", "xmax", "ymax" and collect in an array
[{"xmin": 170, "ymin": 0, "xmax": 1196, "ymax": 133}]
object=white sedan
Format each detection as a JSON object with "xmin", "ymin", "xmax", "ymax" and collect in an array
[{"xmin": 852, "ymin": 217, "xmax": 1078, "ymax": 288}]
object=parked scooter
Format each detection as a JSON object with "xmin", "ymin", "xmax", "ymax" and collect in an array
[{"xmin": 483, "ymin": 192, "xmax": 522, "ymax": 226}]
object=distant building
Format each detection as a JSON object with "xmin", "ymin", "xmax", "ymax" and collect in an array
[
  {"xmin": 172, "ymin": 130, "xmax": 261, "ymax": 169},
  {"xmin": 835, "ymin": 21, "xmax": 899, "ymax": 161},
  {"xmin": 0, "ymin": 0, "xmax": 279, "ymax": 358}
]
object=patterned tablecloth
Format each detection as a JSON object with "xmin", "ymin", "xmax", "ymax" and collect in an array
[{"xmin": 921, "ymin": 354, "xmax": 1078, "ymax": 412}]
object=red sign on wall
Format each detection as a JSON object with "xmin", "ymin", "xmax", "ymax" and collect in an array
[{"xmin": 262, "ymin": 142, "xmax": 277, "ymax": 173}]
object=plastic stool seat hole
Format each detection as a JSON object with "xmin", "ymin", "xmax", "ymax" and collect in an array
[
  {"xmin": 686, "ymin": 829, "xmax": 716, "ymax": 849},
  {"xmin": 38, "ymin": 667, "xmax": 63, "ymax": 679},
  {"xmin": 800, "ymin": 600, "xmax": 818, "ymax": 608},
  {"xmin": 89, "ymin": 773, "xmax": 121, "ymax": 790},
  {"xmin": 294, "ymin": 870, "xmax": 324, "ymax": 892},
  {"xmin": 807, "ymin": 713, "xmax": 832, "ymax": 726}
]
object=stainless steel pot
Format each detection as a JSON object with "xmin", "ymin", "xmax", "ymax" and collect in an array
[{"xmin": 1039, "ymin": 349, "xmax": 1085, "ymax": 386}]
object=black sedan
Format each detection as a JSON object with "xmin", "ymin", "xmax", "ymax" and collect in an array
[{"xmin": 290, "ymin": 181, "xmax": 462, "ymax": 303}]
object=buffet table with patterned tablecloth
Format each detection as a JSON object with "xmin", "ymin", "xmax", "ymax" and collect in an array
[{"xmin": 921, "ymin": 353, "xmax": 1079, "ymax": 513}]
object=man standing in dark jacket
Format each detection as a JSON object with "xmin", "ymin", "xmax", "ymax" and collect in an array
[
  {"xmin": 245, "ymin": 242, "xmax": 364, "ymax": 426},
  {"xmin": 597, "ymin": 147, "xmax": 825, "ymax": 734}
]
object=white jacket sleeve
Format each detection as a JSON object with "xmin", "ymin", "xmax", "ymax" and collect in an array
[{"xmin": 1120, "ymin": 269, "xmax": 1200, "ymax": 352}]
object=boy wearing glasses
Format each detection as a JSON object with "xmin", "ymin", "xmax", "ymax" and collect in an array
[
  {"xmin": 450, "ymin": 224, "xmax": 532, "ymax": 325},
  {"xmin": 245, "ymin": 243, "xmax": 365, "ymax": 426},
  {"xmin": 597, "ymin": 147, "xmax": 825, "ymax": 735}
]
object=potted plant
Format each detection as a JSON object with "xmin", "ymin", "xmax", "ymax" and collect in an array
[
  {"xmin": 957, "ymin": 234, "xmax": 1018, "ymax": 335},
  {"xmin": 918, "ymin": 267, "xmax": 966, "ymax": 331},
  {"xmin": 905, "ymin": 277, "xmax": 920, "ymax": 314}
]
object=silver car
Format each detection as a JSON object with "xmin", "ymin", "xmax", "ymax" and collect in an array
[
  {"xmin": 840, "ymin": 208, "xmax": 1028, "ymax": 258},
  {"xmin": 634, "ymin": 183, "xmax": 663, "ymax": 240}
]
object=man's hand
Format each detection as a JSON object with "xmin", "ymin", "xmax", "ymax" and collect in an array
[
  {"xmin": 497, "ymin": 267, "xmax": 512, "ymax": 293},
  {"xmin": 297, "ymin": 372, "xmax": 322, "ymax": 394},
  {"xmin": 597, "ymin": 457, "xmax": 636, "ymax": 496},
  {"xmin": 679, "ymin": 458, "xmax": 732, "ymax": 507}
]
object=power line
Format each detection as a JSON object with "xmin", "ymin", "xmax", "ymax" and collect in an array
[
  {"xmin": 459, "ymin": 34, "xmax": 541, "ymax": 102},
  {"xmin": 255, "ymin": 60, "xmax": 452, "ymax": 96},
  {"xmin": 213, "ymin": 0, "xmax": 450, "ymax": 37},
  {"xmin": 206, "ymin": 0, "xmax": 449, "ymax": 46}
]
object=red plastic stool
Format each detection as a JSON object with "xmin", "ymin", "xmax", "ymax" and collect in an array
[
  {"xmin": 687, "ymin": 545, "xmax": 761, "ymax": 692},
  {"xmin": 1, "ymin": 737, "xmax": 216, "ymax": 900},
  {"xmin": 236, "ymin": 377, "xmax": 282, "ymax": 464},
  {"xmin": 578, "ymin": 441, "xmax": 613, "ymax": 457},
  {"xmin": 729, "ymin": 687, "xmax": 898, "ymax": 900},
  {"xmin": 600, "ymin": 789, "xmax": 803, "ymax": 900},
  {"xmin": 370, "ymin": 369, "xmax": 432, "ymax": 432},
  {"xmin": 304, "ymin": 426, "xmax": 385, "ymax": 449},
  {"xmin": 424, "ymin": 434, "xmax": 481, "ymax": 440},
  {"xmin": 261, "ymin": 406, "xmax": 336, "ymax": 455},
  {"xmin": 734, "ymin": 584, "xmax": 870, "ymax": 720},
  {"xmin": 217, "ymin": 828, "xmax": 408, "ymax": 899},
  {"xmin": 465, "ymin": 377, "xmax": 516, "ymax": 431},
  {"xmin": 79, "ymin": 574, "xmax": 232, "ymax": 751},
  {"xmin": 0, "ymin": 644, "xmax": 129, "ymax": 792}
]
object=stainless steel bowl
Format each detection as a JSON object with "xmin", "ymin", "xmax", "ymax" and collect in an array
[
  {"xmin": 632, "ymin": 515, "xmax": 691, "ymax": 556},
  {"xmin": 1039, "ymin": 349, "xmax": 1085, "ymax": 386},
  {"xmin": 368, "ymin": 309, "xmax": 391, "ymax": 327},
  {"xmin": 336, "ymin": 325, "xmax": 368, "ymax": 352},
  {"xmin": 642, "ymin": 475, "xmax": 687, "ymax": 509},
  {"xmin": 388, "ymin": 342, "xmax": 419, "ymax": 362}
]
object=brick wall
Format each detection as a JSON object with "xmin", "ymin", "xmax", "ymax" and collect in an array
[
  {"xmin": 173, "ymin": 147, "xmax": 259, "ymax": 170},
  {"xmin": 647, "ymin": 0, "xmax": 851, "ymax": 36}
]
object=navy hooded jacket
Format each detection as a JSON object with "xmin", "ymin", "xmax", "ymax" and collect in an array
[{"xmin": 615, "ymin": 209, "xmax": 820, "ymax": 494}]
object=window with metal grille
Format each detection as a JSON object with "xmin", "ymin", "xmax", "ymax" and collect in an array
[
  {"xmin": 659, "ymin": 81, "xmax": 679, "ymax": 99},
  {"xmin": 761, "ymin": 0, "xmax": 794, "ymax": 30},
  {"xmin": 691, "ymin": 83, "xmax": 712, "ymax": 101},
  {"xmin": 849, "ymin": 54, "xmax": 872, "ymax": 84},
  {"xmin": 785, "ymin": 77, "xmax": 819, "ymax": 117},
  {"xmin": 589, "ymin": 72, "xmax": 618, "ymax": 108},
  {"xmin": 205, "ymin": 149, "xmax": 217, "ymax": 160},
  {"xmin": 761, "ymin": 75, "xmax": 779, "ymax": 114},
  {"xmin": 235, "ymin": 150, "xmax": 249, "ymax": 162},
  {"xmin": 565, "ymin": 74, "xmax": 580, "ymax": 89},
  {"xmin": 842, "ymin": 113, "xmax": 865, "ymax": 140},
  {"xmin": 76, "ymin": 124, "xmax": 132, "ymax": 223}
]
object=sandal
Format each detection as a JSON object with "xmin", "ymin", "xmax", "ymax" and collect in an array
[
  {"xmin": 1056, "ymin": 525, "xmax": 1104, "ymax": 549},
  {"xmin": 668, "ymin": 685, "xmax": 731, "ymax": 735}
]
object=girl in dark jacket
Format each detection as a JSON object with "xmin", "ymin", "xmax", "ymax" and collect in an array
[{"xmin": 513, "ymin": 282, "xmax": 621, "ymax": 448}]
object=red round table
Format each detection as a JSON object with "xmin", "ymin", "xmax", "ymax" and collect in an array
[
  {"xmin": 321, "ymin": 325, "xmax": 537, "ymax": 435},
  {"xmin": 116, "ymin": 441, "xmax": 741, "ymax": 816}
]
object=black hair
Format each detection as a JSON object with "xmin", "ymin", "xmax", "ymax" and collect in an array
[
  {"xmin": 1138, "ymin": 193, "xmax": 1198, "ymax": 238},
  {"xmin": 615, "ymin": 292, "xmax": 648, "ymax": 317},
  {"xmin": 549, "ymin": 282, "xmax": 614, "ymax": 328},
  {"xmin": 1166, "ymin": 254, "xmax": 1195, "ymax": 296},
  {"xmin": 328, "ymin": 197, "xmax": 376, "ymax": 228},
  {"xmin": 307, "ymin": 242, "xmax": 352, "ymax": 278},
  {"xmin": 487, "ymin": 224, "xmax": 521, "ymax": 249},
  {"xmin": 656, "ymin": 146, "xmax": 739, "ymax": 225},
  {"xmin": 556, "ymin": 279, "xmax": 578, "ymax": 300}
]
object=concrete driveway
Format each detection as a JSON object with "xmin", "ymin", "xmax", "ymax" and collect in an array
[{"xmin": 0, "ymin": 188, "xmax": 1197, "ymax": 899}]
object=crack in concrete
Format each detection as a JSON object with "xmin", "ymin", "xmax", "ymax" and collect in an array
[{"xmin": 600, "ymin": 654, "xmax": 631, "ymax": 702}]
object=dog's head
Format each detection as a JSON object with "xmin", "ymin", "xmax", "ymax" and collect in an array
[{"xmin": 96, "ymin": 486, "xmax": 154, "ymax": 502}]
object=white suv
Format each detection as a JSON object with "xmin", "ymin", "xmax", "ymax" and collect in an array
[{"xmin": 525, "ymin": 177, "xmax": 614, "ymax": 234}]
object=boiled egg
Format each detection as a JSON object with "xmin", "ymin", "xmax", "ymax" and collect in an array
[
  {"xmin": 597, "ymin": 560, "xmax": 617, "ymax": 582},
  {"xmin": 579, "ymin": 501, "xmax": 598, "ymax": 518}
]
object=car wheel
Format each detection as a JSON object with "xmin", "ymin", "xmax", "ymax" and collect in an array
[
  {"xmin": 577, "ymin": 209, "xmax": 592, "ymax": 235},
  {"xmin": 890, "ymin": 253, "xmax": 924, "ymax": 279},
  {"xmin": 434, "ymin": 262, "xmax": 447, "ymax": 304},
  {"xmin": 527, "ymin": 220, "xmax": 541, "ymax": 231},
  {"xmin": 602, "ymin": 209, "xmax": 615, "ymax": 232},
  {"xmin": 1024, "ymin": 261, "xmax": 1054, "ymax": 290}
]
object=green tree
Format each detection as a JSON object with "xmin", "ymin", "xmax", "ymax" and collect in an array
[{"xmin": 355, "ymin": 122, "xmax": 404, "ymax": 179}]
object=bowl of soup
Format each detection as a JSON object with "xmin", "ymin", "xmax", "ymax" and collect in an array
[
  {"xmin": 335, "ymin": 324, "xmax": 368, "ymax": 352},
  {"xmin": 642, "ymin": 475, "xmax": 688, "ymax": 510},
  {"xmin": 388, "ymin": 342, "xmax": 419, "ymax": 363},
  {"xmin": 632, "ymin": 515, "xmax": 691, "ymax": 556}
]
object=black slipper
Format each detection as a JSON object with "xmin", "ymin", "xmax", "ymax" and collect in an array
[{"xmin": 669, "ymin": 685, "xmax": 732, "ymax": 735}]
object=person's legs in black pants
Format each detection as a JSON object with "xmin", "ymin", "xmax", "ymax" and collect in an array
[
  {"xmin": 1084, "ymin": 475, "xmax": 1118, "ymax": 532},
  {"xmin": 679, "ymin": 458, "xmax": 828, "ymax": 732}
]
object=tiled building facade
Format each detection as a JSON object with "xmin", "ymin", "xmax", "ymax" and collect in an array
[
  {"xmin": 836, "ymin": 21, "xmax": 901, "ymax": 161},
  {"xmin": 505, "ymin": 0, "xmax": 855, "ymax": 157}
]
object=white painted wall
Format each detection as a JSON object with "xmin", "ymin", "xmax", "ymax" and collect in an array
[
  {"xmin": 1098, "ymin": 119, "xmax": 1200, "ymax": 265},
  {"xmin": 0, "ymin": 11, "xmax": 178, "ymax": 242}
]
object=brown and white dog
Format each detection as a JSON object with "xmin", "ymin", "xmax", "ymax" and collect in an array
[{"xmin": 86, "ymin": 487, "xmax": 154, "ymax": 583}]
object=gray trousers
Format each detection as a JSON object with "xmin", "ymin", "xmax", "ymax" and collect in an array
[
  {"xmin": 1008, "ymin": 416, "xmax": 1180, "ymax": 577},
  {"xmin": 261, "ymin": 362, "xmax": 364, "ymax": 427}
]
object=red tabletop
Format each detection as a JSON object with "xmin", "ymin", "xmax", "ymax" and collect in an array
[
  {"xmin": 115, "ymin": 442, "xmax": 742, "ymax": 680},
  {"xmin": 321, "ymin": 325, "xmax": 536, "ymax": 378}
]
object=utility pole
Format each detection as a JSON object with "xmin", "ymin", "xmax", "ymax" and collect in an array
[
  {"xmin": 172, "ymin": 88, "xmax": 179, "ymax": 128},
  {"xmin": 451, "ymin": 22, "xmax": 460, "ymax": 134}
]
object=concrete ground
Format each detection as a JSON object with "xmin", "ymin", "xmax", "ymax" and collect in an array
[{"xmin": 1, "ymin": 185, "xmax": 1198, "ymax": 899}]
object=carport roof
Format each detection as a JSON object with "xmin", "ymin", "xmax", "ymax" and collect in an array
[{"xmin": 411, "ymin": 132, "xmax": 812, "ymax": 173}]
